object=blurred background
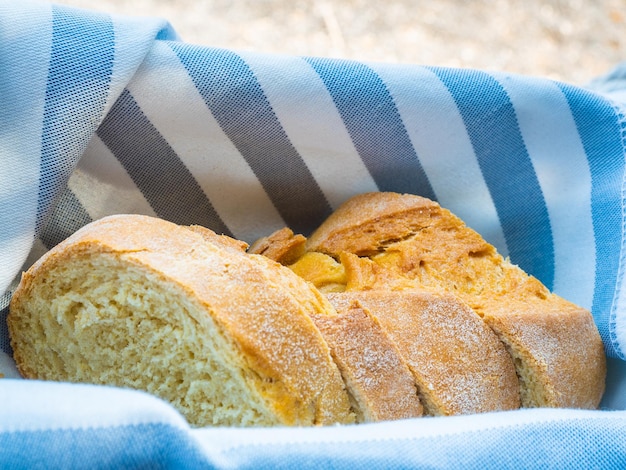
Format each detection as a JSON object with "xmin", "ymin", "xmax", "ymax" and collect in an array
[{"xmin": 55, "ymin": 0, "xmax": 625, "ymax": 85}]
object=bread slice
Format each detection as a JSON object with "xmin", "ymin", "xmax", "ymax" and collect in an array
[
  {"xmin": 310, "ymin": 305, "xmax": 423, "ymax": 422},
  {"xmin": 8, "ymin": 214, "xmax": 354, "ymax": 427},
  {"xmin": 306, "ymin": 191, "xmax": 607, "ymax": 409},
  {"xmin": 327, "ymin": 291, "xmax": 521, "ymax": 416}
]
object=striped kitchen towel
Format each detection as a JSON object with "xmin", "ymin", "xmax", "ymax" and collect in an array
[{"xmin": 1, "ymin": 1, "xmax": 625, "ymax": 468}]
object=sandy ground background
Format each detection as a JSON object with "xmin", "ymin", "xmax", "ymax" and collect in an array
[{"xmin": 54, "ymin": 0, "xmax": 625, "ymax": 86}]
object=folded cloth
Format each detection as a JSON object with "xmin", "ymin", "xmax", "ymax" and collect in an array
[
  {"xmin": 1, "ymin": 380, "xmax": 626, "ymax": 469},
  {"xmin": 1, "ymin": 0, "xmax": 625, "ymax": 468}
]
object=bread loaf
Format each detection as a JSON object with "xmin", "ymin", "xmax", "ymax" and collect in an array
[
  {"xmin": 8, "ymin": 214, "xmax": 355, "ymax": 427},
  {"xmin": 326, "ymin": 291, "xmax": 521, "ymax": 415},
  {"xmin": 304, "ymin": 191, "xmax": 607, "ymax": 409},
  {"xmin": 8, "ymin": 190, "xmax": 607, "ymax": 426},
  {"xmin": 310, "ymin": 303, "xmax": 424, "ymax": 422}
]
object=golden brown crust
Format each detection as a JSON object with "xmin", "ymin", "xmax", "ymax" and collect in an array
[
  {"xmin": 308, "ymin": 192, "xmax": 607, "ymax": 409},
  {"xmin": 306, "ymin": 192, "xmax": 441, "ymax": 257},
  {"xmin": 310, "ymin": 306, "xmax": 423, "ymax": 422},
  {"xmin": 186, "ymin": 224, "xmax": 249, "ymax": 253},
  {"xmin": 9, "ymin": 214, "xmax": 354, "ymax": 426},
  {"xmin": 248, "ymin": 227, "xmax": 306, "ymax": 265},
  {"xmin": 327, "ymin": 291, "xmax": 521, "ymax": 416},
  {"xmin": 482, "ymin": 295, "xmax": 606, "ymax": 408}
]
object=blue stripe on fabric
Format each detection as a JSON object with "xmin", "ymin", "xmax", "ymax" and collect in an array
[
  {"xmin": 1, "ymin": 291, "xmax": 12, "ymax": 355},
  {"xmin": 305, "ymin": 58, "xmax": 437, "ymax": 200},
  {"xmin": 38, "ymin": 5, "xmax": 115, "ymax": 232},
  {"xmin": 558, "ymin": 84, "xmax": 626, "ymax": 358},
  {"xmin": 96, "ymin": 89, "xmax": 232, "ymax": 235},
  {"xmin": 430, "ymin": 67, "xmax": 555, "ymax": 287},
  {"xmin": 39, "ymin": 187, "xmax": 93, "ymax": 250},
  {"xmin": 170, "ymin": 44, "xmax": 332, "ymax": 235},
  {"xmin": 0, "ymin": 423, "xmax": 212, "ymax": 469}
]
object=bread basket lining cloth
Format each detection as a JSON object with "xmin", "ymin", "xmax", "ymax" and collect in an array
[{"xmin": 0, "ymin": 1, "xmax": 625, "ymax": 468}]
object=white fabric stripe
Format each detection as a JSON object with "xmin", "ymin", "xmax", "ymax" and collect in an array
[
  {"xmin": 614, "ymin": 302, "xmax": 626, "ymax": 360},
  {"xmin": 102, "ymin": 16, "xmax": 179, "ymax": 118},
  {"xmin": 125, "ymin": 42, "xmax": 285, "ymax": 242},
  {"xmin": 0, "ymin": 1, "xmax": 52, "ymax": 293},
  {"xmin": 613, "ymin": 234, "xmax": 626, "ymax": 355},
  {"xmin": 0, "ymin": 352, "xmax": 21, "ymax": 379},
  {"xmin": 371, "ymin": 64, "xmax": 508, "ymax": 255},
  {"xmin": 610, "ymin": 97, "xmax": 626, "ymax": 357},
  {"xmin": 602, "ymin": 89, "xmax": 626, "ymax": 108},
  {"xmin": 493, "ymin": 73, "xmax": 596, "ymax": 309},
  {"xmin": 0, "ymin": 381, "xmax": 187, "ymax": 432},
  {"xmin": 69, "ymin": 135, "xmax": 157, "ymax": 220},
  {"xmin": 239, "ymin": 52, "xmax": 379, "ymax": 210}
]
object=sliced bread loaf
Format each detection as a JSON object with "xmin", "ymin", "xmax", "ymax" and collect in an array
[
  {"xmin": 310, "ymin": 303, "xmax": 424, "ymax": 422},
  {"xmin": 8, "ymin": 214, "xmax": 355, "ymax": 427},
  {"xmin": 327, "ymin": 291, "xmax": 521, "ymax": 416},
  {"xmin": 305, "ymin": 192, "xmax": 606, "ymax": 409}
]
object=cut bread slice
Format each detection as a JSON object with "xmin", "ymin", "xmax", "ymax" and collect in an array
[
  {"xmin": 327, "ymin": 291, "xmax": 521, "ymax": 416},
  {"xmin": 306, "ymin": 191, "xmax": 607, "ymax": 409},
  {"xmin": 310, "ymin": 305, "xmax": 423, "ymax": 422},
  {"xmin": 8, "ymin": 215, "xmax": 354, "ymax": 427}
]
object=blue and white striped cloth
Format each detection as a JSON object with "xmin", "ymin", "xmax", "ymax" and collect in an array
[{"xmin": 1, "ymin": 1, "xmax": 625, "ymax": 468}]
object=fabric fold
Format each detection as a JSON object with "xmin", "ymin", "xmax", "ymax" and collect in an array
[
  {"xmin": 0, "ymin": 0, "xmax": 176, "ymax": 296},
  {"xmin": 1, "ymin": 1, "xmax": 626, "ymax": 467},
  {"xmin": 2, "ymin": 379, "xmax": 626, "ymax": 469}
]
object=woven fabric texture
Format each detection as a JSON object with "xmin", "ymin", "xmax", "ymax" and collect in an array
[{"xmin": 1, "ymin": 1, "xmax": 625, "ymax": 468}]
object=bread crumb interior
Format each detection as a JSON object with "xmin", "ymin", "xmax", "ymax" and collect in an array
[{"xmin": 16, "ymin": 253, "xmax": 279, "ymax": 427}]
